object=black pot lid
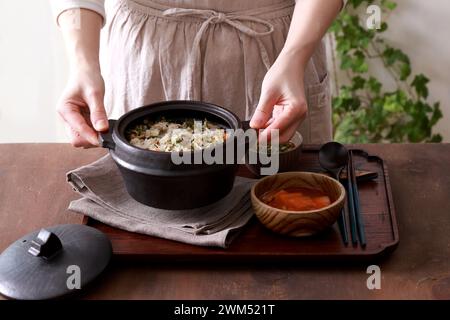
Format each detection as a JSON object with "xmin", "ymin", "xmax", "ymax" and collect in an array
[{"xmin": 0, "ymin": 224, "xmax": 112, "ymax": 300}]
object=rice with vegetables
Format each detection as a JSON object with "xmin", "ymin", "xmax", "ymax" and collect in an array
[{"xmin": 126, "ymin": 118, "xmax": 226, "ymax": 152}]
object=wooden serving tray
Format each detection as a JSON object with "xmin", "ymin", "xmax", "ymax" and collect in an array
[{"xmin": 82, "ymin": 146, "xmax": 399, "ymax": 262}]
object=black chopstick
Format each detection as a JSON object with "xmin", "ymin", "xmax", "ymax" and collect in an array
[
  {"xmin": 337, "ymin": 208, "xmax": 349, "ymax": 245},
  {"xmin": 336, "ymin": 169, "xmax": 349, "ymax": 245},
  {"xmin": 349, "ymin": 150, "xmax": 367, "ymax": 247},
  {"xmin": 346, "ymin": 164, "xmax": 358, "ymax": 246}
]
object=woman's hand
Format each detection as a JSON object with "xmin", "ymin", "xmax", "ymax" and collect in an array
[
  {"xmin": 57, "ymin": 9, "xmax": 107, "ymax": 148},
  {"xmin": 57, "ymin": 67, "xmax": 108, "ymax": 147},
  {"xmin": 250, "ymin": 0, "xmax": 342, "ymax": 143},
  {"xmin": 250, "ymin": 51, "xmax": 307, "ymax": 143}
]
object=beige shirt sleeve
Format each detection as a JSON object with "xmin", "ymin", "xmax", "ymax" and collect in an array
[{"xmin": 50, "ymin": 0, "xmax": 105, "ymax": 26}]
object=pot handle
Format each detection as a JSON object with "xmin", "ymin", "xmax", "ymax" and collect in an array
[
  {"xmin": 241, "ymin": 120, "xmax": 251, "ymax": 131},
  {"xmin": 98, "ymin": 119, "xmax": 117, "ymax": 150}
]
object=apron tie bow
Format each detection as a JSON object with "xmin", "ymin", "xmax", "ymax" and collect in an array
[
  {"xmin": 213, "ymin": 12, "xmax": 226, "ymax": 24},
  {"xmin": 163, "ymin": 8, "xmax": 274, "ymax": 99}
]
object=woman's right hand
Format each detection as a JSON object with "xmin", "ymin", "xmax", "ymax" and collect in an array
[
  {"xmin": 57, "ymin": 68, "xmax": 108, "ymax": 148},
  {"xmin": 56, "ymin": 8, "xmax": 106, "ymax": 148}
]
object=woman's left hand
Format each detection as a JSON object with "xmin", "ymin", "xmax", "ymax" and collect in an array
[{"xmin": 250, "ymin": 51, "xmax": 308, "ymax": 143}]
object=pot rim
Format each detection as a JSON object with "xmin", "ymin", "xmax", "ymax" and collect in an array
[{"xmin": 113, "ymin": 100, "xmax": 243, "ymax": 156}]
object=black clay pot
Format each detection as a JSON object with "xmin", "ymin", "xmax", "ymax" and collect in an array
[{"xmin": 100, "ymin": 100, "xmax": 248, "ymax": 210}]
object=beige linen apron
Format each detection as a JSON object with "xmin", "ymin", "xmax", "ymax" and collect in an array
[{"xmin": 101, "ymin": 0, "xmax": 332, "ymax": 143}]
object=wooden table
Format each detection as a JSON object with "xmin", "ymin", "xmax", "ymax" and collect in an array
[{"xmin": 0, "ymin": 143, "xmax": 449, "ymax": 300}]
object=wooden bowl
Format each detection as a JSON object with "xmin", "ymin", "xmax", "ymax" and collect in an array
[{"xmin": 251, "ymin": 172, "xmax": 346, "ymax": 237}]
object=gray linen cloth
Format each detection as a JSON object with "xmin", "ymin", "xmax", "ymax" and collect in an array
[{"xmin": 66, "ymin": 155, "xmax": 256, "ymax": 248}]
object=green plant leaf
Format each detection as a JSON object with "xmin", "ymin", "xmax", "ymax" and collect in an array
[
  {"xmin": 399, "ymin": 62, "xmax": 411, "ymax": 81},
  {"xmin": 367, "ymin": 77, "xmax": 382, "ymax": 94},
  {"xmin": 382, "ymin": 0, "xmax": 397, "ymax": 11},
  {"xmin": 352, "ymin": 76, "xmax": 366, "ymax": 90},
  {"xmin": 411, "ymin": 74, "xmax": 430, "ymax": 98},
  {"xmin": 429, "ymin": 134, "xmax": 443, "ymax": 143},
  {"xmin": 430, "ymin": 102, "xmax": 443, "ymax": 125},
  {"xmin": 330, "ymin": 0, "xmax": 442, "ymax": 143}
]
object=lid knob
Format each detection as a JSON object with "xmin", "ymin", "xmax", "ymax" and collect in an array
[{"xmin": 27, "ymin": 229, "xmax": 63, "ymax": 260}]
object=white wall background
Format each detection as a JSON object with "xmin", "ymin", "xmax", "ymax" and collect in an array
[
  {"xmin": 0, "ymin": 0, "xmax": 68, "ymax": 142},
  {"xmin": 383, "ymin": 0, "xmax": 450, "ymax": 140},
  {"xmin": 0, "ymin": 0, "xmax": 449, "ymax": 143}
]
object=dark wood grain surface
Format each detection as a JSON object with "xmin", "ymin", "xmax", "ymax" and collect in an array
[{"xmin": 0, "ymin": 143, "xmax": 449, "ymax": 299}]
